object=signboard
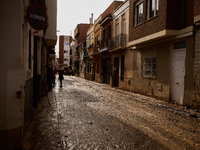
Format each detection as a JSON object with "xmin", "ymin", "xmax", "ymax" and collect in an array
[
  {"xmin": 31, "ymin": 28, "xmax": 43, "ymax": 37},
  {"xmin": 27, "ymin": 4, "xmax": 47, "ymax": 30}
]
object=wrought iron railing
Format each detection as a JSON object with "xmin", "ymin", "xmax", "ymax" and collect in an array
[
  {"xmin": 99, "ymin": 38, "xmax": 112, "ymax": 50},
  {"xmin": 99, "ymin": 34, "xmax": 126, "ymax": 51},
  {"xmin": 110, "ymin": 34, "xmax": 126, "ymax": 50}
]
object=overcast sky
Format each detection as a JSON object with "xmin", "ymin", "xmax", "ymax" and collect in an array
[
  {"xmin": 57, "ymin": 0, "xmax": 120, "ymax": 36},
  {"xmin": 56, "ymin": 0, "xmax": 124, "ymax": 55}
]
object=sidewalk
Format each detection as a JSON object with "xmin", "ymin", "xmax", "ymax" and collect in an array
[{"xmin": 22, "ymin": 89, "xmax": 62, "ymax": 150}]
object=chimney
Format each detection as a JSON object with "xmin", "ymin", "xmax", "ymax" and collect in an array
[{"xmin": 90, "ymin": 13, "xmax": 93, "ymax": 24}]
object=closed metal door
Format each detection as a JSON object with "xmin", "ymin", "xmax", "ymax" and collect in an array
[{"xmin": 172, "ymin": 49, "xmax": 186, "ymax": 104}]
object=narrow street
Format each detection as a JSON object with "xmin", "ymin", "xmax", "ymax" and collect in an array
[{"xmin": 23, "ymin": 75, "xmax": 200, "ymax": 150}]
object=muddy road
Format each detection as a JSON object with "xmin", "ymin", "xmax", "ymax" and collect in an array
[{"xmin": 23, "ymin": 76, "xmax": 200, "ymax": 150}]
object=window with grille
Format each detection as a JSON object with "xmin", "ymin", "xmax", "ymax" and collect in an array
[{"xmin": 142, "ymin": 57, "xmax": 156, "ymax": 78}]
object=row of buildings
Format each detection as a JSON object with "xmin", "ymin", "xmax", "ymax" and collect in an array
[
  {"xmin": 0, "ymin": 0, "xmax": 57, "ymax": 149},
  {"xmin": 70, "ymin": 0, "xmax": 200, "ymax": 110}
]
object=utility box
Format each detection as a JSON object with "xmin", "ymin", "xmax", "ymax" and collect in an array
[{"xmin": 157, "ymin": 84, "xmax": 162, "ymax": 91}]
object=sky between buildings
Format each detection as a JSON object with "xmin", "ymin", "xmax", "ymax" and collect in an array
[{"xmin": 55, "ymin": 0, "xmax": 125, "ymax": 57}]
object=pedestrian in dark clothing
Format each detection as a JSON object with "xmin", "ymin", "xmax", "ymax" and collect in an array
[
  {"xmin": 59, "ymin": 69, "xmax": 64, "ymax": 88},
  {"xmin": 52, "ymin": 69, "xmax": 56, "ymax": 87}
]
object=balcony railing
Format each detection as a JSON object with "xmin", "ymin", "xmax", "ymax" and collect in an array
[
  {"xmin": 88, "ymin": 44, "xmax": 99, "ymax": 55},
  {"xmin": 110, "ymin": 34, "xmax": 127, "ymax": 50},
  {"xmin": 99, "ymin": 38, "xmax": 112, "ymax": 50}
]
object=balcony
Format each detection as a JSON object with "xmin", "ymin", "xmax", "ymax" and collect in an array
[
  {"xmin": 109, "ymin": 34, "xmax": 127, "ymax": 52},
  {"xmin": 99, "ymin": 38, "xmax": 112, "ymax": 52},
  {"xmin": 88, "ymin": 44, "xmax": 99, "ymax": 56}
]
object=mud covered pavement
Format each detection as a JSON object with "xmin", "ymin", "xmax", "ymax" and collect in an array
[{"xmin": 23, "ymin": 76, "xmax": 200, "ymax": 150}]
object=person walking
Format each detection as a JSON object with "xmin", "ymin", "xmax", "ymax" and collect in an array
[
  {"xmin": 59, "ymin": 69, "xmax": 64, "ymax": 88},
  {"xmin": 52, "ymin": 69, "xmax": 56, "ymax": 87}
]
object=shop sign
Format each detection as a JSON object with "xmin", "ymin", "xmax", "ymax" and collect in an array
[{"xmin": 27, "ymin": 4, "xmax": 47, "ymax": 30}]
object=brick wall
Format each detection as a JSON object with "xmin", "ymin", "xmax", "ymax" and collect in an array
[
  {"xmin": 79, "ymin": 24, "xmax": 90, "ymax": 43},
  {"xmin": 129, "ymin": 0, "xmax": 167, "ymax": 41},
  {"xmin": 102, "ymin": 3, "xmax": 114, "ymax": 20},
  {"xmin": 129, "ymin": 0, "xmax": 194, "ymax": 42},
  {"xmin": 194, "ymin": 0, "xmax": 200, "ymax": 17}
]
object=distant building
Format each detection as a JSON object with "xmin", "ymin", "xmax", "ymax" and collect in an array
[
  {"xmin": 74, "ymin": 24, "xmax": 91, "ymax": 76},
  {"xmin": 59, "ymin": 35, "xmax": 72, "ymax": 66},
  {"xmin": 69, "ymin": 40, "xmax": 76, "ymax": 70}
]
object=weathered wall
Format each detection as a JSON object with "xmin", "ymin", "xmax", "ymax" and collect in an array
[
  {"xmin": 0, "ymin": 1, "xmax": 24, "ymax": 149},
  {"xmin": 184, "ymin": 36, "xmax": 194, "ymax": 107},
  {"xmin": 131, "ymin": 42, "xmax": 171, "ymax": 100}
]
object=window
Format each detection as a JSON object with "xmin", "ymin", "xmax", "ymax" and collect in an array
[
  {"xmin": 173, "ymin": 41, "xmax": 186, "ymax": 50},
  {"xmin": 142, "ymin": 57, "xmax": 156, "ymax": 78},
  {"xmin": 121, "ymin": 55, "xmax": 125, "ymax": 81},
  {"xmin": 135, "ymin": 0, "xmax": 143, "ymax": 25},
  {"xmin": 96, "ymin": 35, "xmax": 100, "ymax": 46},
  {"xmin": 148, "ymin": 0, "xmax": 159, "ymax": 19},
  {"xmin": 181, "ymin": 0, "xmax": 187, "ymax": 29},
  {"xmin": 116, "ymin": 23, "xmax": 119, "ymax": 36},
  {"xmin": 123, "ymin": 19, "xmax": 126, "ymax": 34},
  {"xmin": 70, "ymin": 58, "xmax": 72, "ymax": 65},
  {"xmin": 108, "ymin": 26, "xmax": 111, "ymax": 40},
  {"xmin": 70, "ymin": 49, "xmax": 72, "ymax": 55}
]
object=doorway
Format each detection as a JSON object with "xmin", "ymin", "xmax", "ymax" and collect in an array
[
  {"xmin": 104, "ymin": 58, "xmax": 110, "ymax": 84},
  {"xmin": 114, "ymin": 57, "xmax": 119, "ymax": 87},
  {"xmin": 171, "ymin": 41, "xmax": 186, "ymax": 104}
]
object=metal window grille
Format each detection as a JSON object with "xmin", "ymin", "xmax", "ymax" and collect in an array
[{"xmin": 142, "ymin": 51, "xmax": 157, "ymax": 78}]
